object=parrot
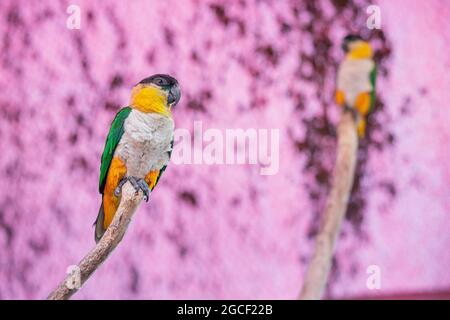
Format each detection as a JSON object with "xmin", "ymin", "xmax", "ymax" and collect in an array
[
  {"xmin": 94, "ymin": 74, "xmax": 181, "ymax": 243},
  {"xmin": 335, "ymin": 34, "xmax": 377, "ymax": 138}
]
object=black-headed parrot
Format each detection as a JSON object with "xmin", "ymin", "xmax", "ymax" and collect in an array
[
  {"xmin": 95, "ymin": 74, "xmax": 181, "ymax": 243},
  {"xmin": 336, "ymin": 34, "xmax": 377, "ymax": 138}
]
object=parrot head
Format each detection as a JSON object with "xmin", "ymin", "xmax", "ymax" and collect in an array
[
  {"xmin": 130, "ymin": 74, "xmax": 181, "ymax": 116},
  {"xmin": 341, "ymin": 34, "xmax": 373, "ymax": 59}
]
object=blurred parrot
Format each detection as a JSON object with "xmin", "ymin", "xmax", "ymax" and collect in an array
[
  {"xmin": 94, "ymin": 74, "xmax": 181, "ymax": 243},
  {"xmin": 336, "ymin": 34, "xmax": 377, "ymax": 138}
]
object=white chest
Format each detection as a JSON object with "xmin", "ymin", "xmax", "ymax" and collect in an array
[
  {"xmin": 337, "ymin": 58, "xmax": 374, "ymax": 106},
  {"xmin": 115, "ymin": 110, "xmax": 174, "ymax": 177}
]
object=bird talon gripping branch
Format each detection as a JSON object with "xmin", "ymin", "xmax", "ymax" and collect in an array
[
  {"xmin": 126, "ymin": 176, "xmax": 150, "ymax": 202},
  {"xmin": 95, "ymin": 74, "xmax": 181, "ymax": 243},
  {"xmin": 114, "ymin": 177, "xmax": 128, "ymax": 197},
  {"xmin": 336, "ymin": 35, "xmax": 377, "ymax": 139}
]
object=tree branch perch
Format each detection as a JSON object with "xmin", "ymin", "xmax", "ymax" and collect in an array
[
  {"xmin": 299, "ymin": 111, "xmax": 358, "ymax": 300},
  {"xmin": 47, "ymin": 183, "xmax": 143, "ymax": 300}
]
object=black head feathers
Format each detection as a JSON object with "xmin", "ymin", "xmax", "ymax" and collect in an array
[
  {"xmin": 138, "ymin": 74, "xmax": 179, "ymax": 88},
  {"xmin": 342, "ymin": 34, "xmax": 363, "ymax": 52}
]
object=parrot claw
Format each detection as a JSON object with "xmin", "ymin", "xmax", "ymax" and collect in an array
[
  {"xmin": 138, "ymin": 179, "xmax": 150, "ymax": 202},
  {"xmin": 114, "ymin": 178, "xmax": 128, "ymax": 197},
  {"xmin": 127, "ymin": 176, "xmax": 150, "ymax": 202},
  {"xmin": 114, "ymin": 177, "xmax": 150, "ymax": 201}
]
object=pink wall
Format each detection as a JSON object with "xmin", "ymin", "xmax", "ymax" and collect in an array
[{"xmin": 0, "ymin": 0, "xmax": 449, "ymax": 299}]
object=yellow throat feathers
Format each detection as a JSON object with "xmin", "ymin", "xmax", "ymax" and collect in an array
[
  {"xmin": 348, "ymin": 41, "xmax": 373, "ymax": 59},
  {"xmin": 130, "ymin": 85, "xmax": 171, "ymax": 117}
]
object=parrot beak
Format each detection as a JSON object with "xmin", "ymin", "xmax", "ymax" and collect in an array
[{"xmin": 168, "ymin": 83, "xmax": 181, "ymax": 107}]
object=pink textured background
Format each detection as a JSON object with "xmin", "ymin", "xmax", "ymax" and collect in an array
[{"xmin": 0, "ymin": 0, "xmax": 449, "ymax": 299}]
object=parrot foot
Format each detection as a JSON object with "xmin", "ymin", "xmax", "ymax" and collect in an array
[
  {"xmin": 128, "ymin": 176, "xmax": 150, "ymax": 202},
  {"xmin": 114, "ymin": 176, "xmax": 150, "ymax": 202},
  {"xmin": 114, "ymin": 178, "xmax": 128, "ymax": 197},
  {"xmin": 343, "ymin": 105, "xmax": 359, "ymax": 120}
]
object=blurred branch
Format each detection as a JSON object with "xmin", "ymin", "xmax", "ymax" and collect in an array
[
  {"xmin": 299, "ymin": 111, "xmax": 358, "ymax": 300},
  {"xmin": 47, "ymin": 183, "xmax": 143, "ymax": 300}
]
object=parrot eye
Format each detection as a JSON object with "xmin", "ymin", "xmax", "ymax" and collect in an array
[{"xmin": 154, "ymin": 77, "xmax": 168, "ymax": 86}]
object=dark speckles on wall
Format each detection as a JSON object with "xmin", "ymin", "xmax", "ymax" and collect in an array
[
  {"xmin": 230, "ymin": 196, "xmax": 241, "ymax": 207},
  {"xmin": 190, "ymin": 50, "xmax": 202, "ymax": 64},
  {"xmin": 209, "ymin": 3, "xmax": 246, "ymax": 36},
  {"xmin": 209, "ymin": 4, "xmax": 230, "ymax": 26},
  {"xmin": 0, "ymin": 210, "xmax": 14, "ymax": 246},
  {"xmin": 324, "ymin": 256, "xmax": 340, "ymax": 298},
  {"xmin": 28, "ymin": 237, "xmax": 49, "ymax": 255},
  {"xmin": 68, "ymin": 132, "xmax": 78, "ymax": 145},
  {"xmin": 379, "ymin": 180, "xmax": 397, "ymax": 199},
  {"xmin": 165, "ymin": 221, "xmax": 190, "ymax": 260},
  {"xmin": 73, "ymin": 33, "xmax": 96, "ymax": 86},
  {"xmin": 185, "ymin": 90, "xmax": 212, "ymax": 113},
  {"xmin": 6, "ymin": 5, "xmax": 23, "ymax": 26},
  {"xmin": 109, "ymin": 73, "xmax": 124, "ymax": 90},
  {"xmin": 66, "ymin": 95, "xmax": 76, "ymax": 108},
  {"xmin": 46, "ymin": 129, "xmax": 58, "ymax": 146},
  {"xmin": 178, "ymin": 190, "xmax": 198, "ymax": 207},
  {"xmin": 129, "ymin": 265, "xmax": 140, "ymax": 294},
  {"xmin": 4, "ymin": 161, "xmax": 18, "ymax": 178},
  {"xmin": 331, "ymin": 0, "xmax": 350, "ymax": 10},
  {"xmin": 104, "ymin": 100, "xmax": 120, "ymax": 111},
  {"xmin": 146, "ymin": 49, "xmax": 156, "ymax": 64},
  {"xmin": 178, "ymin": 245, "xmax": 189, "ymax": 259},
  {"xmin": 419, "ymin": 87, "xmax": 428, "ymax": 96},
  {"xmin": 400, "ymin": 96, "xmax": 412, "ymax": 116},
  {"xmin": 76, "ymin": 113, "xmax": 85, "ymax": 126},
  {"xmin": 86, "ymin": 10, "xmax": 95, "ymax": 24},
  {"xmin": 70, "ymin": 156, "xmax": 91, "ymax": 173},
  {"xmin": 34, "ymin": 8, "xmax": 54, "ymax": 23},
  {"xmin": 164, "ymin": 26, "xmax": 175, "ymax": 47},
  {"xmin": 1, "ymin": 103, "xmax": 21, "ymax": 123},
  {"xmin": 256, "ymin": 45, "xmax": 279, "ymax": 66},
  {"xmin": 278, "ymin": 19, "xmax": 292, "ymax": 35},
  {"xmin": 106, "ymin": 6, "xmax": 127, "ymax": 50}
]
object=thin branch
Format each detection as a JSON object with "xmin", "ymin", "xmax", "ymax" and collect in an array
[
  {"xmin": 47, "ymin": 183, "xmax": 143, "ymax": 300},
  {"xmin": 299, "ymin": 111, "xmax": 358, "ymax": 300}
]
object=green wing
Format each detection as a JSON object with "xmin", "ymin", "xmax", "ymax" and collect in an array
[
  {"xmin": 152, "ymin": 138, "xmax": 174, "ymax": 190},
  {"xmin": 369, "ymin": 64, "xmax": 377, "ymax": 112},
  {"xmin": 99, "ymin": 107, "xmax": 132, "ymax": 194}
]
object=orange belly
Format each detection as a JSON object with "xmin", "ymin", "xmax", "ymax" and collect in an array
[
  {"xmin": 145, "ymin": 170, "xmax": 160, "ymax": 191},
  {"xmin": 103, "ymin": 156, "xmax": 127, "ymax": 229}
]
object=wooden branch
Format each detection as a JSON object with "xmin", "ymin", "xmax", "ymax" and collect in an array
[
  {"xmin": 47, "ymin": 183, "xmax": 143, "ymax": 300},
  {"xmin": 299, "ymin": 111, "xmax": 358, "ymax": 300}
]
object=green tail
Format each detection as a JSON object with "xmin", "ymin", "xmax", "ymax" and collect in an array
[{"xmin": 94, "ymin": 202, "xmax": 106, "ymax": 243}]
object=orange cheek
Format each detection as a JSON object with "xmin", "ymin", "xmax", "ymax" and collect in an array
[{"xmin": 130, "ymin": 86, "xmax": 169, "ymax": 116}]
